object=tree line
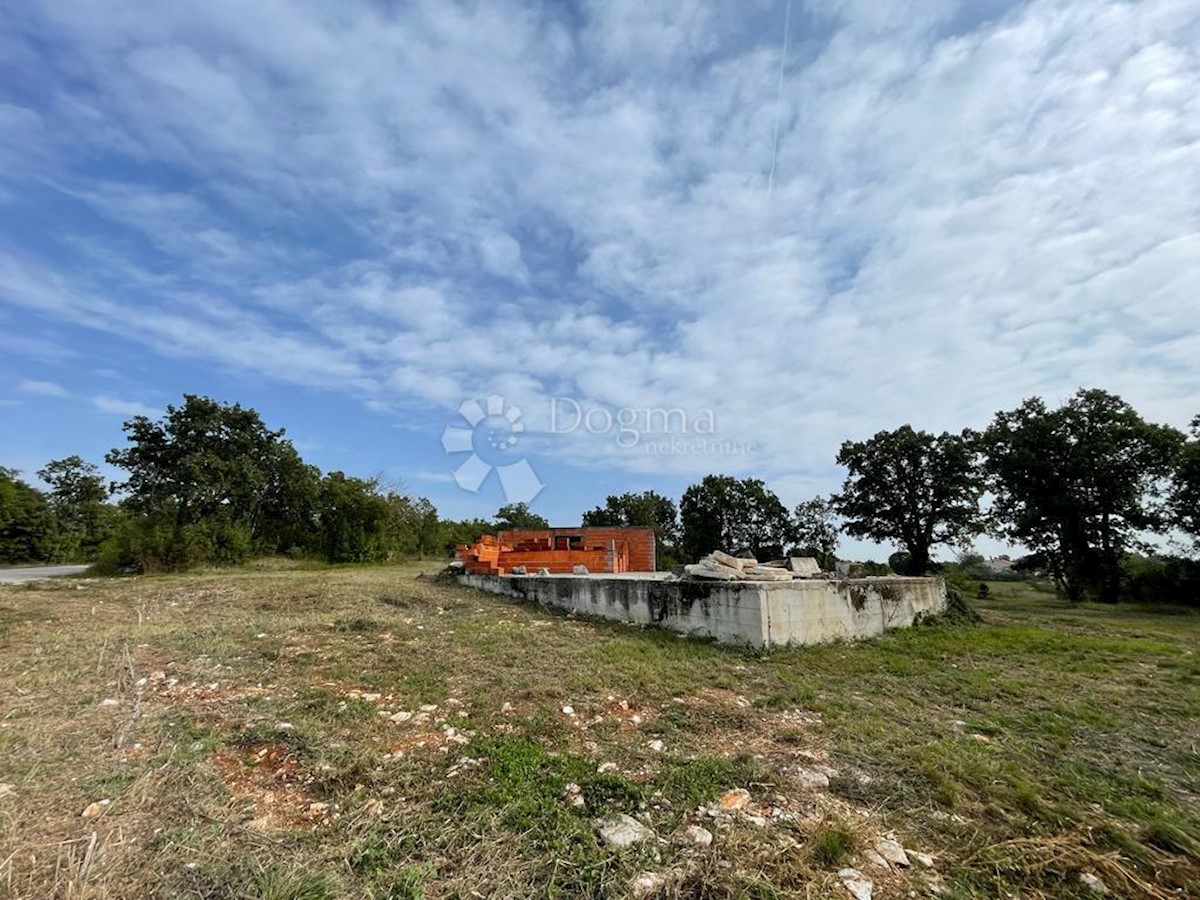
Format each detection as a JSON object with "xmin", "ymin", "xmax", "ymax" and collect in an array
[
  {"xmin": 587, "ymin": 388, "xmax": 1200, "ymax": 604},
  {"xmin": 2, "ymin": 396, "xmax": 481, "ymax": 571},
  {"xmin": 2, "ymin": 389, "xmax": 1198, "ymax": 603}
]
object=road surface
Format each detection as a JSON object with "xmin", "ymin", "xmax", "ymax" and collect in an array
[{"xmin": 0, "ymin": 565, "xmax": 90, "ymax": 584}]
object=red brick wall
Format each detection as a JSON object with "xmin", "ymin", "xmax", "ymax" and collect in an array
[{"xmin": 458, "ymin": 526, "xmax": 657, "ymax": 574}]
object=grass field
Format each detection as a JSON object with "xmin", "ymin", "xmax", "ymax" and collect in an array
[{"xmin": 0, "ymin": 564, "xmax": 1196, "ymax": 899}]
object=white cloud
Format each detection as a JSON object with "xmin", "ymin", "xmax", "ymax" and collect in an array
[
  {"xmin": 18, "ymin": 379, "xmax": 70, "ymax": 398},
  {"xmin": 91, "ymin": 395, "xmax": 159, "ymax": 419},
  {"xmin": 1, "ymin": 0, "xmax": 1198, "ymax": 518},
  {"xmin": 478, "ymin": 231, "xmax": 529, "ymax": 284}
]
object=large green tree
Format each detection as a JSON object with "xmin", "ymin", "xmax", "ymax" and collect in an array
[
  {"xmin": 0, "ymin": 468, "xmax": 56, "ymax": 563},
  {"xmin": 316, "ymin": 472, "xmax": 392, "ymax": 563},
  {"xmin": 983, "ymin": 389, "xmax": 1183, "ymax": 603},
  {"xmin": 494, "ymin": 502, "xmax": 549, "ymax": 531},
  {"xmin": 679, "ymin": 475, "xmax": 794, "ymax": 562},
  {"xmin": 384, "ymin": 494, "xmax": 441, "ymax": 557},
  {"xmin": 791, "ymin": 495, "xmax": 840, "ymax": 569},
  {"xmin": 583, "ymin": 490, "xmax": 680, "ymax": 567},
  {"xmin": 1169, "ymin": 415, "xmax": 1200, "ymax": 550},
  {"xmin": 37, "ymin": 456, "xmax": 114, "ymax": 560},
  {"xmin": 105, "ymin": 395, "xmax": 317, "ymax": 566},
  {"xmin": 833, "ymin": 426, "xmax": 984, "ymax": 575}
]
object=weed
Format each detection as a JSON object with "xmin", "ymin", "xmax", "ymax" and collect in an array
[
  {"xmin": 807, "ymin": 821, "xmax": 856, "ymax": 869},
  {"xmin": 654, "ymin": 754, "xmax": 772, "ymax": 810},
  {"xmin": 369, "ymin": 865, "xmax": 434, "ymax": 900}
]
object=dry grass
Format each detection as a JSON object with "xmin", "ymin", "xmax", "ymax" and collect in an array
[{"xmin": 0, "ymin": 565, "xmax": 1196, "ymax": 898}]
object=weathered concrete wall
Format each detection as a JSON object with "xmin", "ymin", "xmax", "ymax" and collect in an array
[{"xmin": 457, "ymin": 573, "xmax": 947, "ymax": 647}]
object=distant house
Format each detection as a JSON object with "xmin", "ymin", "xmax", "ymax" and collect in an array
[
  {"xmin": 981, "ymin": 555, "xmax": 1015, "ymax": 574},
  {"xmin": 456, "ymin": 526, "xmax": 656, "ymax": 575}
]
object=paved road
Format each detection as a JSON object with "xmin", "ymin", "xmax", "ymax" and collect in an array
[{"xmin": 0, "ymin": 565, "xmax": 90, "ymax": 584}]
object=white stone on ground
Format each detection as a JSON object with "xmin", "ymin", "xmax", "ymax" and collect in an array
[
  {"xmin": 629, "ymin": 871, "xmax": 666, "ymax": 897},
  {"xmin": 795, "ymin": 766, "xmax": 831, "ymax": 789},
  {"xmin": 863, "ymin": 849, "xmax": 889, "ymax": 869},
  {"xmin": 838, "ymin": 867, "xmax": 873, "ymax": 900},
  {"xmin": 873, "ymin": 834, "xmax": 909, "ymax": 867},
  {"xmin": 683, "ymin": 825, "xmax": 713, "ymax": 846},
  {"xmin": 596, "ymin": 814, "xmax": 655, "ymax": 848},
  {"xmin": 1080, "ymin": 872, "xmax": 1108, "ymax": 895}
]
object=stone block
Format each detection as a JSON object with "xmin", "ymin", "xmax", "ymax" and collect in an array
[
  {"xmin": 710, "ymin": 550, "xmax": 745, "ymax": 569},
  {"xmin": 685, "ymin": 563, "xmax": 738, "ymax": 581},
  {"xmin": 788, "ymin": 557, "xmax": 821, "ymax": 575}
]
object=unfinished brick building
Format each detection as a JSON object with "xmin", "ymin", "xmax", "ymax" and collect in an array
[{"xmin": 456, "ymin": 526, "xmax": 656, "ymax": 575}]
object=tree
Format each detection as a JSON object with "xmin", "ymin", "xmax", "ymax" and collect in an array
[
  {"xmin": 0, "ymin": 468, "xmax": 56, "ymax": 563},
  {"xmin": 983, "ymin": 389, "xmax": 1183, "ymax": 603},
  {"xmin": 833, "ymin": 426, "xmax": 984, "ymax": 575},
  {"xmin": 316, "ymin": 472, "xmax": 392, "ymax": 563},
  {"xmin": 437, "ymin": 517, "xmax": 494, "ymax": 556},
  {"xmin": 791, "ymin": 496, "xmax": 840, "ymax": 569},
  {"xmin": 1011, "ymin": 552, "xmax": 1048, "ymax": 574},
  {"xmin": 583, "ymin": 490, "xmax": 680, "ymax": 567},
  {"xmin": 37, "ymin": 456, "xmax": 113, "ymax": 560},
  {"xmin": 105, "ymin": 395, "xmax": 317, "ymax": 567},
  {"xmin": 384, "ymin": 494, "xmax": 441, "ymax": 557},
  {"xmin": 1170, "ymin": 415, "xmax": 1200, "ymax": 550},
  {"xmin": 250, "ymin": 451, "xmax": 321, "ymax": 556},
  {"xmin": 679, "ymin": 475, "xmax": 795, "ymax": 562},
  {"xmin": 494, "ymin": 502, "xmax": 549, "ymax": 531}
]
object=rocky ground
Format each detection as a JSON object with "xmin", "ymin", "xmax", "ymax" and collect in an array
[{"xmin": 0, "ymin": 562, "xmax": 1196, "ymax": 898}]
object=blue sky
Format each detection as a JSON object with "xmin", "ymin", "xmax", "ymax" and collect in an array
[{"xmin": 2, "ymin": 0, "xmax": 1199, "ymax": 559}]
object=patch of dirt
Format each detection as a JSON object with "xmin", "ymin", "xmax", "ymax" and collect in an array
[
  {"xmin": 386, "ymin": 731, "xmax": 450, "ymax": 757},
  {"xmin": 154, "ymin": 679, "xmax": 268, "ymax": 704},
  {"xmin": 208, "ymin": 743, "xmax": 333, "ymax": 830},
  {"xmin": 601, "ymin": 695, "xmax": 656, "ymax": 730}
]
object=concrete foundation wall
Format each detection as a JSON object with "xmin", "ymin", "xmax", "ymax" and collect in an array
[{"xmin": 457, "ymin": 573, "xmax": 947, "ymax": 647}]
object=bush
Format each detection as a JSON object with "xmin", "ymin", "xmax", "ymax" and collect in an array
[
  {"xmin": 95, "ymin": 515, "xmax": 253, "ymax": 574},
  {"xmin": 0, "ymin": 468, "xmax": 57, "ymax": 563},
  {"xmin": 1121, "ymin": 554, "xmax": 1200, "ymax": 607},
  {"xmin": 916, "ymin": 588, "xmax": 983, "ymax": 627}
]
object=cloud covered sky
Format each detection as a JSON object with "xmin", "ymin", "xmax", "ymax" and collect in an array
[{"xmin": 2, "ymin": 0, "xmax": 1198, "ymax": 557}]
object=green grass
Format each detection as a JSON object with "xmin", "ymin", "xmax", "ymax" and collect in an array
[
  {"xmin": 807, "ymin": 821, "xmax": 857, "ymax": 869},
  {"xmin": 0, "ymin": 567, "xmax": 1196, "ymax": 898}
]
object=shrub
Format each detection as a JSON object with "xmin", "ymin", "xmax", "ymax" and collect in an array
[{"xmin": 1121, "ymin": 554, "xmax": 1200, "ymax": 607}]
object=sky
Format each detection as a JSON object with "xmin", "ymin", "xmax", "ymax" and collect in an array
[{"xmin": 2, "ymin": 0, "xmax": 1198, "ymax": 560}]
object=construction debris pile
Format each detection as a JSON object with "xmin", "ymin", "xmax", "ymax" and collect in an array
[{"xmin": 682, "ymin": 550, "xmax": 823, "ymax": 582}]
